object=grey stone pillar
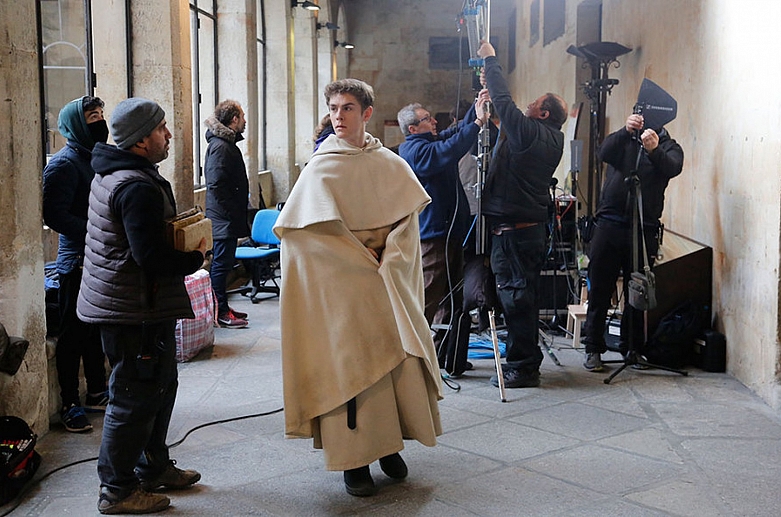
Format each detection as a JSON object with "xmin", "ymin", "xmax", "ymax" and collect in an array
[
  {"xmin": 0, "ymin": 1, "xmax": 50, "ymax": 433},
  {"xmin": 217, "ymin": 0, "xmax": 261, "ymax": 208},
  {"xmin": 265, "ymin": 1, "xmax": 298, "ymax": 202},
  {"xmin": 92, "ymin": 1, "xmax": 130, "ymax": 108},
  {"xmin": 293, "ymin": 7, "xmax": 319, "ymax": 168},
  {"xmin": 127, "ymin": 0, "xmax": 195, "ymax": 210}
]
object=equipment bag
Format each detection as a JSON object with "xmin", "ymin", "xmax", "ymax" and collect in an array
[
  {"xmin": 628, "ymin": 270, "xmax": 657, "ymax": 311},
  {"xmin": 436, "ymin": 307, "xmax": 471, "ymax": 377},
  {"xmin": 0, "ymin": 416, "xmax": 41, "ymax": 506},
  {"xmin": 0, "ymin": 324, "xmax": 29, "ymax": 376},
  {"xmin": 641, "ymin": 301, "xmax": 704, "ymax": 368}
]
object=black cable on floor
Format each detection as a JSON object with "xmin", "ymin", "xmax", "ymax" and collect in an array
[
  {"xmin": 0, "ymin": 406, "xmax": 283, "ymax": 517},
  {"xmin": 167, "ymin": 407, "xmax": 283, "ymax": 448},
  {"xmin": 441, "ymin": 373, "xmax": 462, "ymax": 392}
]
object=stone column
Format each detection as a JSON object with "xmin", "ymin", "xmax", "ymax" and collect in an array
[
  {"xmin": 92, "ymin": 0, "xmax": 130, "ymax": 108},
  {"xmin": 316, "ymin": 21, "xmax": 335, "ymax": 101},
  {"xmin": 0, "ymin": 1, "xmax": 49, "ymax": 433},
  {"xmin": 217, "ymin": 0, "xmax": 261, "ymax": 208},
  {"xmin": 293, "ymin": 7, "xmax": 319, "ymax": 168},
  {"xmin": 127, "ymin": 0, "xmax": 194, "ymax": 209},
  {"xmin": 264, "ymin": 1, "xmax": 298, "ymax": 202}
]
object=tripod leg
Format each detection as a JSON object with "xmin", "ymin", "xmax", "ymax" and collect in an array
[
  {"xmin": 489, "ymin": 310, "xmax": 507, "ymax": 402},
  {"xmin": 538, "ymin": 329, "xmax": 562, "ymax": 366},
  {"xmin": 603, "ymin": 361, "xmax": 629, "ymax": 384},
  {"xmin": 635, "ymin": 356, "xmax": 689, "ymax": 376}
]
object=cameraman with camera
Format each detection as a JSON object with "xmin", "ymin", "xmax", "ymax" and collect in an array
[{"xmin": 581, "ymin": 110, "xmax": 684, "ymax": 371}]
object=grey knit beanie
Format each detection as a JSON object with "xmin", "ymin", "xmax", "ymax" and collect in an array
[{"xmin": 110, "ymin": 97, "xmax": 165, "ymax": 149}]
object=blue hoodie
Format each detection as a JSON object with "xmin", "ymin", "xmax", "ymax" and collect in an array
[{"xmin": 399, "ymin": 104, "xmax": 480, "ymax": 242}]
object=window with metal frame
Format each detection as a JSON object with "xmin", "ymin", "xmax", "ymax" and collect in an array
[{"xmin": 190, "ymin": 0, "xmax": 218, "ymax": 187}]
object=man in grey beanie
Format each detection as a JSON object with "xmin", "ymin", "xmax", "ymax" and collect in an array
[
  {"xmin": 78, "ymin": 97, "xmax": 207, "ymax": 514},
  {"xmin": 110, "ymin": 97, "xmax": 166, "ymax": 150}
]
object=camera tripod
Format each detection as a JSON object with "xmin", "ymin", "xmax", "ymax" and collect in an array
[{"xmin": 602, "ymin": 138, "xmax": 687, "ymax": 384}]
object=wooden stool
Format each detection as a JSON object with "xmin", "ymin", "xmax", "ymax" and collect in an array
[{"xmin": 567, "ymin": 283, "xmax": 589, "ymax": 349}]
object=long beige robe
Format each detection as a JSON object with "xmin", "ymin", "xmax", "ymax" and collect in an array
[{"xmin": 273, "ymin": 133, "xmax": 442, "ymax": 464}]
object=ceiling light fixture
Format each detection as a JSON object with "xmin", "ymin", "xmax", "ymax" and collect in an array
[
  {"xmin": 292, "ymin": 0, "xmax": 320, "ymax": 11},
  {"xmin": 334, "ymin": 40, "xmax": 355, "ymax": 49},
  {"xmin": 316, "ymin": 22, "xmax": 340, "ymax": 31}
]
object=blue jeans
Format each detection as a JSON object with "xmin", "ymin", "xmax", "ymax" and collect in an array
[
  {"xmin": 210, "ymin": 238, "xmax": 238, "ymax": 317},
  {"xmin": 97, "ymin": 322, "xmax": 178, "ymax": 496},
  {"xmin": 490, "ymin": 224, "xmax": 546, "ymax": 373}
]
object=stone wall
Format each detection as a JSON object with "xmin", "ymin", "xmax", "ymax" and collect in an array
[
  {"xmin": 597, "ymin": 0, "xmax": 781, "ymax": 406},
  {"xmin": 0, "ymin": 1, "xmax": 50, "ymax": 434},
  {"xmin": 339, "ymin": 0, "xmax": 781, "ymax": 408}
]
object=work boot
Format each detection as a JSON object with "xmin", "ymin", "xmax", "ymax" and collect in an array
[
  {"xmin": 139, "ymin": 460, "xmax": 201, "ymax": 491},
  {"xmin": 97, "ymin": 486, "xmax": 170, "ymax": 515},
  {"xmin": 491, "ymin": 368, "xmax": 541, "ymax": 388}
]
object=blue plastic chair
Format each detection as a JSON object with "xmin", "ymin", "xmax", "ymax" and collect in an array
[{"xmin": 235, "ymin": 209, "xmax": 281, "ymax": 302}]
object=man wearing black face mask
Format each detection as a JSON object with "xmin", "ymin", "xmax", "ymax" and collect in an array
[{"xmin": 43, "ymin": 96, "xmax": 110, "ymax": 433}]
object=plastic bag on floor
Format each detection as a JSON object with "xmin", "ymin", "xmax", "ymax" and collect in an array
[{"xmin": 175, "ymin": 269, "xmax": 216, "ymax": 362}]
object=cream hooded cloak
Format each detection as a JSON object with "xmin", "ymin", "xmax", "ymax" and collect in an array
[{"xmin": 273, "ymin": 133, "xmax": 442, "ymax": 440}]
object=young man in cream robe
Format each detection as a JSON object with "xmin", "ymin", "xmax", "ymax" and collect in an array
[{"xmin": 273, "ymin": 79, "xmax": 443, "ymax": 497}]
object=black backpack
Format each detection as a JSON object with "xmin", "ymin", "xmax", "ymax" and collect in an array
[
  {"xmin": 641, "ymin": 301, "xmax": 705, "ymax": 368},
  {"xmin": 0, "ymin": 416, "xmax": 41, "ymax": 506}
]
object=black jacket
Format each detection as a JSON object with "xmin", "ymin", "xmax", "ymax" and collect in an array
[
  {"xmin": 42, "ymin": 141, "xmax": 94, "ymax": 274},
  {"xmin": 77, "ymin": 143, "xmax": 203, "ymax": 325},
  {"xmin": 481, "ymin": 56, "xmax": 564, "ymax": 224},
  {"xmin": 596, "ymin": 127, "xmax": 683, "ymax": 225},
  {"xmin": 204, "ymin": 117, "xmax": 250, "ymax": 240}
]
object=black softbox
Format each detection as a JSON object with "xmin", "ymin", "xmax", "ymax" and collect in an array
[{"xmin": 635, "ymin": 78, "xmax": 677, "ymax": 131}]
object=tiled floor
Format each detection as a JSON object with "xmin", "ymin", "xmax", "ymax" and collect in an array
[{"xmin": 8, "ymin": 294, "xmax": 781, "ymax": 516}]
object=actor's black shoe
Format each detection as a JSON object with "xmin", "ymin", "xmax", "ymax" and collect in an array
[
  {"xmin": 491, "ymin": 368, "xmax": 541, "ymax": 388},
  {"xmin": 379, "ymin": 453, "xmax": 408, "ymax": 479},
  {"xmin": 343, "ymin": 465, "xmax": 376, "ymax": 497}
]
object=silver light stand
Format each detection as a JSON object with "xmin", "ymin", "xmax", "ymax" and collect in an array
[{"xmin": 464, "ymin": 0, "xmax": 506, "ymax": 402}]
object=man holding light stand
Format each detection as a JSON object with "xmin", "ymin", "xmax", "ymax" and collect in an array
[{"xmin": 476, "ymin": 40, "xmax": 568, "ymax": 388}]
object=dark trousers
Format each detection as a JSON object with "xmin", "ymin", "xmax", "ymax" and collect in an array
[
  {"xmin": 581, "ymin": 220, "xmax": 659, "ymax": 354},
  {"xmin": 210, "ymin": 238, "xmax": 238, "ymax": 317},
  {"xmin": 490, "ymin": 224, "xmax": 546, "ymax": 373},
  {"xmin": 422, "ymin": 237, "xmax": 465, "ymax": 339},
  {"xmin": 98, "ymin": 321, "xmax": 178, "ymax": 496},
  {"xmin": 56, "ymin": 268, "xmax": 106, "ymax": 408}
]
